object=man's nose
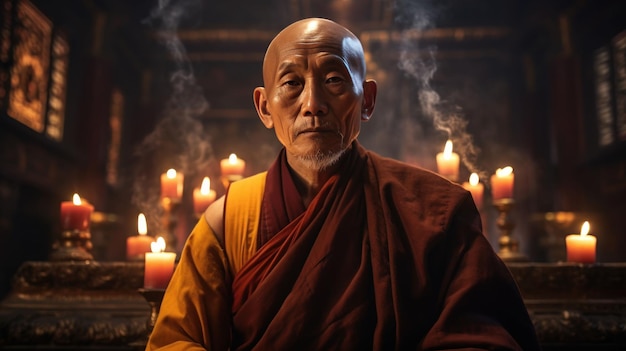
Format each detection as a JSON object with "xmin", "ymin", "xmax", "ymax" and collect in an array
[{"xmin": 301, "ymin": 81, "xmax": 328, "ymax": 117}]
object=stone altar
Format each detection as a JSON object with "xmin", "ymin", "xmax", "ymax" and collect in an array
[{"xmin": 0, "ymin": 261, "xmax": 625, "ymax": 350}]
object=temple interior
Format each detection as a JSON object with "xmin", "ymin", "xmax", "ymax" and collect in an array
[{"xmin": 0, "ymin": 0, "xmax": 625, "ymax": 349}]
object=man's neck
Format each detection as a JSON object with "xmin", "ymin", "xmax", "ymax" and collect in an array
[{"xmin": 286, "ymin": 153, "xmax": 346, "ymax": 208}]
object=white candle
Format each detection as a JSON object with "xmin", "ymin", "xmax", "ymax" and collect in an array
[
  {"xmin": 462, "ymin": 173, "xmax": 484, "ymax": 209},
  {"xmin": 436, "ymin": 140, "xmax": 460, "ymax": 182},
  {"xmin": 193, "ymin": 177, "xmax": 217, "ymax": 215},
  {"xmin": 491, "ymin": 166, "xmax": 514, "ymax": 200},
  {"xmin": 566, "ymin": 221, "xmax": 597, "ymax": 264},
  {"xmin": 144, "ymin": 237, "xmax": 176, "ymax": 289}
]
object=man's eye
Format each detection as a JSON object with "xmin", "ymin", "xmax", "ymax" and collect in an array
[
  {"xmin": 326, "ymin": 76, "xmax": 344, "ymax": 84},
  {"xmin": 284, "ymin": 80, "xmax": 301, "ymax": 87}
]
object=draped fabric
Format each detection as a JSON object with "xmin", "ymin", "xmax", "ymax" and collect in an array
[{"xmin": 229, "ymin": 142, "xmax": 540, "ymax": 351}]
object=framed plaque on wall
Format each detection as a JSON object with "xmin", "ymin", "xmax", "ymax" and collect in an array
[{"xmin": 7, "ymin": 0, "xmax": 51, "ymax": 133}]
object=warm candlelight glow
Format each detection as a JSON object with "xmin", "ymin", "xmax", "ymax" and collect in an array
[
  {"xmin": 580, "ymin": 221, "xmax": 590, "ymax": 236},
  {"xmin": 200, "ymin": 177, "xmax": 211, "ymax": 195},
  {"xmin": 166, "ymin": 168, "xmax": 177, "ymax": 179},
  {"xmin": 220, "ymin": 153, "xmax": 246, "ymax": 179},
  {"xmin": 72, "ymin": 193, "xmax": 81, "ymax": 205},
  {"xmin": 193, "ymin": 176, "xmax": 217, "ymax": 215},
  {"xmin": 462, "ymin": 172, "xmax": 484, "ymax": 209},
  {"xmin": 496, "ymin": 166, "xmax": 513, "ymax": 177},
  {"xmin": 144, "ymin": 236, "xmax": 176, "ymax": 288},
  {"xmin": 228, "ymin": 153, "xmax": 238, "ymax": 164},
  {"xmin": 160, "ymin": 168, "xmax": 184, "ymax": 200},
  {"xmin": 138, "ymin": 213, "xmax": 147, "ymax": 235},
  {"xmin": 469, "ymin": 172, "xmax": 479, "ymax": 186},
  {"xmin": 127, "ymin": 213, "xmax": 153, "ymax": 260},
  {"xmin": 151, "ymin": 236, "xmax": 166, "ymax": 253},
  {"xmin": 436, "ymin": 140, "xmax": 460, "ymax": 181},
  {"xmin": 491, "ymin": 166, "xmax": 514, "ymax": 201},
  {"xmin": 443, "ymin": 140, "xmax": 453, "ymax": 158},
  {"xmin": 61, "ymin": 193, "xmax": 94, "ymax": 231},
  {"xmin": 566, "ymin": 220, "xmax": 596, "ymax": 264}
]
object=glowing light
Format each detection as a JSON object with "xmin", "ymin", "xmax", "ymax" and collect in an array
[
  {"xmin": 469, "ymin": 173, "xmax": 479, "ymax": 186},
  {"xmin": 138, "ymin": 213, "xmax": 147, "ymax": 235},
  {"xmin": 580, "ymin": 221, "xmax": 590, "ymax": 237},
  {"xmin": 72, "ymin": 193, "xmax": 82, "ymax": 205},
  {"xmin": 151, "ymin": 237, "xmax": 166, "ymax": 253}
]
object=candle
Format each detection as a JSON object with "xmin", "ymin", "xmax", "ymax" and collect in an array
[
  {"xmin": 126, "ymin": 213, "xmax": 153, "ymax": 260},
  {"xmin": 491, "ymin": 166, "xmax": 514, "ymax": 201},
  {"xmin": 193, "ymin": 177, "xmax": 217, "ymax": 215},
  {"xmin": 160, "ymin": 168, "xmax": 184, "ymax": 200},
  {"xmin": 566, "ymin": 221, "xmax": 597, "ymax": 264},
  {"xmin": 144, "ymin": 237, "xmax": 177, "ymax": 289},
  {"xmin": 60, "ymin": 193, "xmax": 94, "ymax": 231},
  {"xmin": 462, "ymin": 173, "xmax": 484, "ymax": 209},
  {"xmin": 436, "ymin": 140, "xmax": 460, "ymax": 182},
  {"xmin": 220, "ymin": 153, "xmax": 246, "ymax": 179}
]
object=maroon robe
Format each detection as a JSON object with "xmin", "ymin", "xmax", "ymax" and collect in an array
[{"xmin": 229, "ymin": 142, "xmax": 540, "ymax": 351}]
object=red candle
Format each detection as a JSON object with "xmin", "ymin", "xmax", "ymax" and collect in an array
[
  {"xmin": 462, "ymin": 173, "xmax": 484, "ymax": 209},
  {"xmin": 436, "ymin": 140, "xmax": 460, "ymax": 182},
  {"xmin": 144, "ymin": 237, "xmax": 176, "ymax": 289},
  {"xmin": 566, "ymin": 221, "xmax": 597, "ymax": 264},
  {"xmin": 126, "ymin": 213, "xmax": 153, "ymax": 260},
  {"xmin": 60, "ymin": 193, "xmax": 94, "ymax": 231},
  {"xmin": 160, "ymin": 168, "xmax": 184, "ymax": 200},
  {"xmin": 193, "ymin": 177, "xmax": 217, "ymax": 215},
  {"xmin": 220, "ymin": 153, "xmax": 246, "ymax": 179},
  {"xmin": 491, "ymin": 166, "xmax": 514, "ymax": 200}
]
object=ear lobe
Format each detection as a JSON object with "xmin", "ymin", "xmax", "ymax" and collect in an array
[
  {"xmin": 253, "ymin": 87, "xmax": 273, "ymax": 129},
  {"xmin": 361, "ymin": 80, "xmax": 377, "ymax": 121}
]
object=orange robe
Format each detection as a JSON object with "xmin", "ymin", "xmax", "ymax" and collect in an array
[{"xmin": 147, "ymin": 142, "xmax": 540, "ymax": 351}]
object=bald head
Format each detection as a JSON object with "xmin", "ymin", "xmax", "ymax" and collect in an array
[{"xmin": 262, "ymin": 18, "xmax": 367, "ymax": 89}]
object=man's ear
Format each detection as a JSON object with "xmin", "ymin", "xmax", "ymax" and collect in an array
[
  {"xmin": 361, "ymin": 79, "xmax": 377, "ymax": 121},
  {"xmin": 254, "ymin": 87, "xmax": 273, "ymax": 129}
]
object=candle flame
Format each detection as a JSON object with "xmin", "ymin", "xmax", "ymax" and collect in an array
[
  {"xmin": 469, "ymin": 173, "xmax": 479, "ymax": 186},
  {"xmin": 151, "ymin": 236, "xmax": 166, "ymax": 253},
  {"xmin": 200, "ymin": 177, "xmax": 211, "ymax": 195},
  {"xmin": 580, "ymin": 221, "xmax": 590, "ymax": 236},
  {"xmin": 138, "ymin": 213, "xmax": 147, "ymax": 235},
  {"xmin": 443, "ymin": 140, "xmax": 453, "ymax": 158},
  {"xmin": 166, "ymin": 168, "xmax": 177, "ymax": 179},
  {"xmin": 496, "ymin": 166, "xmax": 513, "ymax": 177},
  {"xmin": 72, "ymin": 193, "xmax": 82, "ymax": 205},
  {"xmin": 228, "ymin": 153, "xmax": 238, "ymax": 164}
]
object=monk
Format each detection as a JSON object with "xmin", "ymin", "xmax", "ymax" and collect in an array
[{"xmin": 146, "ymin": 18, "xmax": 540, "ymax": 351}]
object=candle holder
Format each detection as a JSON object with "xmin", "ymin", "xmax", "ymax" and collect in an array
[
  {"xmin": 49, "ymin": 229, "xmax": 94, "ymax": 261},
  {"xmin": 138, "ymin": 288, "xmax": 166, "ymax": 334},
  {"xmin": 493, "ymin": 198, "xmax": 528, "ymax": 262},
  {"xmin": 160, "ymin": 197, "xmax": 181, "ymax": 252}
]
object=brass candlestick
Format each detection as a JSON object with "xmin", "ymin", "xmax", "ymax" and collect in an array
[
  {"xmin": 493, "ymin": 198, "xmax": 528, "ymax": 262},
  {"xmin": 138, "ymin": 288, "xmax": 166, "ymax": 333},
  {"xmin": 50, "ymin": 229, "xmax": 94, "ymax": 261}
]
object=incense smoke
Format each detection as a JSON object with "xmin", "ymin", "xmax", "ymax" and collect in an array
[
  {"xmin": 394, "ymin": 0, "xmax": 485, "ymax": 180},
  {"xmin": 131, "ymin": 0, "xmax": 213, "ymax": 234}
]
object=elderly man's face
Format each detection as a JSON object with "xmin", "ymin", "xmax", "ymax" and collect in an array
[{"xmin": 254, "ymin": 20, "xmax": 373, "ymax": 170}]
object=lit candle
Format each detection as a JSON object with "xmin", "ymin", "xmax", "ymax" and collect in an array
[
  {"xmin": 462, "ymin": 173, "xmax": 484, "ymax": 209},
  {"xmin": 491, "ymin": 166, "xmax": 514, "ymax": 201},
  {"xmin": 436, "ymin": 140, "xmax": 460, "ymax": 182},
  {"xmin": 144, "ymin": 237, "xmax": 177, "ymax": 289},
  {"xmin": 220, "ymin": 153, "xmax": 246, "ymax": 179},
  {"xmin": 126, "ymin": 213, "xmax": 153, "ymax": 260},
  {"xmin": 60, "ymin": 193, "xmax": 94, "ymax": 231},
  {"xmin": 160, "ymin": 168, "xmax": 184, "ymax": 200},
  {"xmin": 566, "ymin": 221, "xmax": 597, "ymax": 264},
  {"xmin": 193, "ymin": 177, "xmax": 217, "ymax": 215}
]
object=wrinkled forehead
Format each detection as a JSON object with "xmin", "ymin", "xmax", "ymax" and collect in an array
[{"xmin": 263, "ymin": 19, "xmax": 366, "ymax": 84}]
